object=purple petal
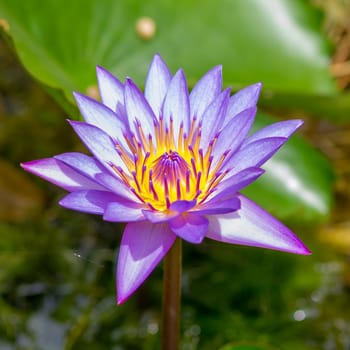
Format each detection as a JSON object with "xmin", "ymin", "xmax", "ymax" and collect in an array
[
  {"xmin": 163, "ymin": 69, "xmax": 190, "ymax": 142},
  {"xmin": 169, "ymin": 214, "xmax": 208, "ymax": 244},
  {"xmin": 190, "ymin": 65, "xmax": 222, "ymax": 121},
  {"xmin": 223, "ymin": 137, "xmax": 287, "ymax": 176},
  {"xmin": 144, "ymin": 54, "xmax": 172, "ymax": 117},
  {"xmin": 21, "ymin": 158, "xmax": 104, "ymax": 192},
  {"xmin": 54, "ymin": 152, "xmax": 106, "ymax": 181},
  {"xmin": 68, "ymin": 121, "xmax": 127, "ymax": 173},
  {"xmin": 54, "ymin": 153, "xmax": 135, "ymax": 201},
  {"xmin": 199, "ymin": 88, "xmax": 230, "ymax": 151},
  {"xmin": 59, "ymin": 190, "xmax": 120, "ymax": 214},
  {"xmin": 103, "ymin": 201, "xmax": 145, "ymax": 222},
  {"xmin": 117, "ymin": 221, "xmax": 176, "ymax": 304},
  {"xmin": 244, "ymin": 119, "xmax": 303, "ymax": 145},
  {"xmin": 169, "ymin": 199, "xmax": 197, "ymax": 212},
  {"xmin": 73, "ymin": 92, "xmax": 127, "ymax": 145},
  {"xmin": 142, "ymin": 209, "xmax": 179, "ymax": 223},
  {"xmin": 96, "ymin": 66, "xmax": 124, "ymax": 111},
  {"xmin": 94, "ymin": 173, "xmax": 140, "ymax": 202},
  {"xmin": 124, "ymin": 78, "xmax": 156, "ymax": 139},
  {"xmin": 209, "ymin": 167, "xmax": 265, "ymax": 201},
  {"xmin": 206, "ymin": 194, "xmax": 311, "ymax": 255},
  {"xmin": 223, "ymin": 83, "xmax": 262, "ymax": 126},
  {"xmin": 192, "ymin": 197, "xmax": 240, "ymax": 215},
  {"xmin": 212, "ymin": 107, "xmax": 257, "ymax": 167}
]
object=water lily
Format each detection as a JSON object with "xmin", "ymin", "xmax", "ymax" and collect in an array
[{"xmin": 21, "ymin": 54, "xmax": 310, "ymax": 304}]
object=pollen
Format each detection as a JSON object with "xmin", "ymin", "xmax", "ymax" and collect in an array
[{"xmin": 112, "ymin": 117, "xmax": 227, "ymax": 211}]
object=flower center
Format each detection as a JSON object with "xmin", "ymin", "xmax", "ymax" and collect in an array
[
  {"xmin": 112, "ymin": 117, "xmax": 228, "ymax": 211},
  {"xmin": 152, "ymin": 150, "xmax": 189, "ymax": 186}
]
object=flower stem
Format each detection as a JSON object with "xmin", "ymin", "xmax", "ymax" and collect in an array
[{"xmin": 162, "ymin": 238, "xmax": 182, "ymax": 350}]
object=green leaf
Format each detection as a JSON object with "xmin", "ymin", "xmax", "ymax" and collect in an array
[
  {"xmin": 243, "ymin": 113, "xmax": 335, "ymax": 222},
  {"xmin": 260, "ymin": 91, "xmax": 350, "ymax": 123},
  {"xmin": 0, "ymin": 0, "xmax": 336, "ymax": 104}
]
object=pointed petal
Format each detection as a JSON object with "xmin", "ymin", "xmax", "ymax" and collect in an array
[
  {"xmin": 224, "ymin": 83, "xmax": 262, "ymax": 126},
  {"xmin": 169, "ymin": 214, "xmax": 208, "ymax": 244},
  {"xmin": 223, "ymin": 137, "xmax": 287, "ymax": 176},
  {"xmin": 199, "ymin": 88, "xmax": 230, "ymax": 151},
  {"xmin": 142, "ymin": 209, "xmax": 179, "ymax": 223},
  {"xmin": 73, "ymin": 92, "xmax": 127, "ymax": 143},
  {"xmin": 96, "ymin": 66, "xmax": 124, "ymax": 111},
  {"xmin": 144, "ymin": 54, "xmax": 172, "ymax": 117},
  {"xmin": 94, "ymin": 173, "xmax": 140, "ymax": 202},
  {"xmin": 59, "ymin": 190, "xmax": 120, "ymax": 214},
  {"xmin": 206, "ymin": 194, "xmax": 311, "ymax": 255},
  {"xmin": 124, "ymin": 78, "xmax": 156, "ymax": 139},
  {"xmin": 169, "ymin": 199, "xmax": 197, "ymax": 213},
  {"xmin": 244, "ymin": 119, "xmax": 304, "ymax": 145},
  {"xmin": 68, "ymin": 121, "xmax": 127, "ymax": 173},
  {"xmin": 209, "ymin": 167, "xmax": 265, "ymax": 201},
  {"xmin": 54, "ymin": 152, "xmax": 135, "ymax": 201},
  {"xmin": 54, "ymin": 152, "xmax": 106, "ymax": 181},
  {"xmin": 163, "ymin": 69, "xmax": 190, "ymax": 141},
  {"xmin": 117, "ymin": 222, "xmax": 176, "ymax": 304},
  {"xmin": 21, "ymin": 158, "xmax": 103, "ymax": 192},
  {"xmin": 212, "ymin": 107, "xmax": 257, "ymax": 167},
  {"xmin": 190, "ymin": 65, "xmax": 222, "ymax": 120},
  {"xmin": 103, "ymin": 201, "xmax": 145, "ymax": 222},
  {"xmin": 192, "ymin": 197, "xmax": 240, "ymax": 216}
]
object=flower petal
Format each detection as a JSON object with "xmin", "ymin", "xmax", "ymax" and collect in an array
[
  {"xmin": 103, "ymin": 201, "xmax": 145, "ymax": 222},
  {"xmin": 21, "ymin": 158, "xmax": 103, "ymax": 192},
  {"xmin": 169, "ymin": 199, "xmax": 197, "ymax": 213},
  {"xmin": 68, "ymin": 120, "xmax": 127, "ymax": 173},
  {"xmin": 73, "ymin": 92, "xmax": 127, "ymax": 144},
  {"xmin": 142, "ymin": 209, "xmax": 179, "ymax": 223},
  {"xmin": 117, "ymin": 221, "xmax": 176, "ymax": 304},
  {"xmin": 94, "ymin": 173, "xmax": 140, "ymax": 202},
  {"xmin": 190, "ymin": 65, "xmax": 222, "ymax": 121},
  {"xmin": 199, "ymin": 88, "xmax": 230, "ymax": 151},
  {"xmin": 54, "ymin": 152, "xmax": 106, "ymax": 180},
  {"xmin": 209, "ymin": 167, "xmax": 265, "ymax": 201},
  {"xmin": 223, "ymin": 137, "xmax": 287, "ymax": 176},
  {"xmin": 96, "ymin": 66, "xmax": 124, "ymax": 111},
  {"xmin": 169, "ymin": 214, "xmax": 208, "ymax": 244},
  {"xmin": 144, "ymin": 54, "xmax": 172, "ymax": 117},
  {"xmin": 192, "ymin": 197, "xmax": 240, "ymax": 215},
  {"xmin": 223, "ymin": 83, "xmax": 262, "ymax": 126},
  {"xmin": 244, "ymin": 119, "xmax": 303, "ymax": 145},
  {"xmin": 59, "ymin": 190, "xmax": 120, "ymax": 214},
  {"xmin": 54, "ymin": 153, "xmax": 135, "ymax": 201},
  {"xmin": 212, "ymin": 107, "xmax": 257, "ymax": 167},
  {"xmin": 206, "ymin": 194, "xmax": 310, "ymax": 255},
  {"xmin": 163, "ymin": 69, "xmax": 190, "ymax": 142},
  {"xmin": 124, "ymin": 78, "xmax": 157, "ymax": 139}
]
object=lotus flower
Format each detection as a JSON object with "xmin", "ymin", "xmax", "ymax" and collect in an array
[{"xmin": 21, "ymin": 54, "xmax": 310, "ymax": 304}]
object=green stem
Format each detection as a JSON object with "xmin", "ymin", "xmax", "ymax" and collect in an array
[{"xmin": 162, "ymin": 238, "xmax": 182, "ymax": 350}]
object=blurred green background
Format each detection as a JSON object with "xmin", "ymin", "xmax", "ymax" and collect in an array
[{"xmin": 1, "ymin": 0, "xmax": 350, "ymax": 349}]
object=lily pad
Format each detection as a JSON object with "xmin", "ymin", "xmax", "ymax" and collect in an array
[{"xmin": 0, "ymin": 0, "xmax": 336, "ymax": 106}]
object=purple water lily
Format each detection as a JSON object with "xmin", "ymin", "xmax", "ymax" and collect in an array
[{"xmin": 21, "ymin": 54, "xmax": 310, "ymax": 304}]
